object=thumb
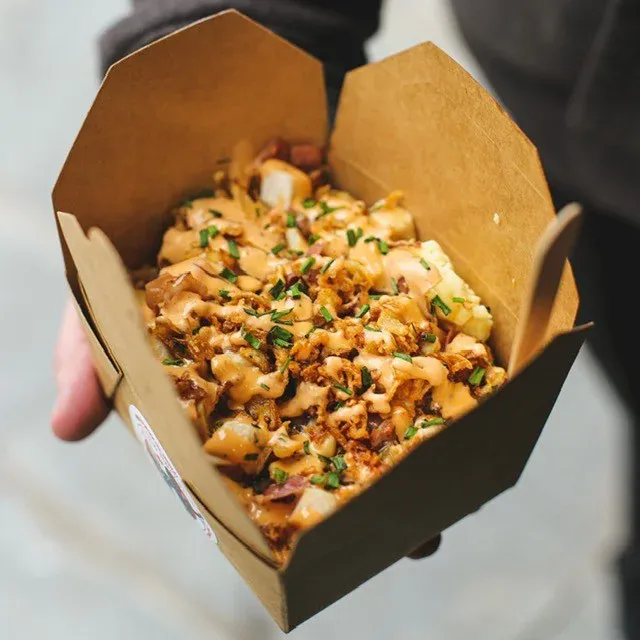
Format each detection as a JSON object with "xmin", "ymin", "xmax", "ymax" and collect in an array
[{"xmin": 51, "ymin": 300, "xmax": 110, "ymax": 441}]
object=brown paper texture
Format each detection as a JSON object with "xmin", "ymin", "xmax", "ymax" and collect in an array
[{"xmin": 52, "ymin": 10, "xmax": 588, "ymax": 632}]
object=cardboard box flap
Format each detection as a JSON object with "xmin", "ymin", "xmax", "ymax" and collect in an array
[
  {"xmin": 56, "ymin": 211, "xmax": 275, "ymax": 561},
  {"xmin": 52, "ymin": 9, "xmax": 327, "ymax": 291},
  {"xmin": 285, "ymin": 325, "xmax": 588, "ymax": 620},
  {"xmin": 329, "ymin": 42, "xmax": 579, "ymax": 365}
]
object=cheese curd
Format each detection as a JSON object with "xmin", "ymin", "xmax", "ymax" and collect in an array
[{"xmin": 133, "ymin": 137, "xmax": 507, "ymax": 562}]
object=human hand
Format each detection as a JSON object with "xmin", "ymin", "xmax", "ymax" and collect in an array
[{"xmin": 51, "ymin": 298, "xmax": 110, "ymax": 441}]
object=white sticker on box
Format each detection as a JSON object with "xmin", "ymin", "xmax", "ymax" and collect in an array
[{"xmin": 129, "ymin": 404, "xmax": 217, "ymax": 543}]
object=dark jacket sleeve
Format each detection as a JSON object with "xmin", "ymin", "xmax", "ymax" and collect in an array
[{"xmin": 100, "ymin": 0, "xmax": 382, "ymax": 116}]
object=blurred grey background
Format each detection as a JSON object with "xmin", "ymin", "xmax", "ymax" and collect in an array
[{"xmin": 0, "ymin": 1, "xmax": 629, "ymax": 638}]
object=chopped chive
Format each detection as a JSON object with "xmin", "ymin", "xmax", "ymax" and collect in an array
[
  {"xmin": 419, "ymin": 258, "xmax": 431, "ymax": 271},
  {"xmin": 162, "ymin": 357, "xmax": 183, "ymax": 366},
  {"xmin": 310, "ymin": 474, "xmax": 325, "ymax": 485},
  {"xmin": 404, "ymin": 426, "xmax": 418, "ymax": 440},
  {"xmin": 290, "ymin": 249, "xmax": 304, "ymax": 256},
  {"xmin": 287, "ymin": 282, "xmax": 303, "ymax": 299},
  {"xmin": 273, "ymin": 468, "xmax": 289, "ymax": 484},
  {"xmin": 321, "ymin": 258, "xmax": 335, "ymax": 274},
  {"xmin": 242, "ymin": 330, "xmax": 262, "ymax": 350},
  {"xmin": 355, "ymin": 304, "xmax": 370, "ymax": 319},
  {"xmin": 279, "ymin": 356, "xmax": 293, "ymax": 374},
  {"xmin": 364, "ymin": 236, "xmax": 376, "ymax": 243},
  {"xmin": 286, "ymin": 212, "xmax": 296, "ymax": 228},
  {"xmin": 332, "ymin": 401, "xmax": 345, "ymax": 411},
  {"xmin": 271, "ymin": 308, "xmax": 293, "ymax": 322},
  {"xmin": 422, "ymin": 332, "xmax": 437, "ymax": 343},
  {"xmin": 269, "ymin": 279, "xmax": 286, "ymax": 299},
  {"xmin": 243, "ymin": 308, "xmax": 260, "ymax": 317},
  {"xmin": 244, "ymin": 453, "xmax": 259, "ymax": 461},
  {"xmin": 317, "ymin": 201, "xmax": 340, "ymax": 218},
  {"xmin": 331, "ymin": 455, "xmax": 347, "ymax": 473},
  {"xmin": 326, "ymin": 472, "xmax": 341, "ymax": 490},
  {"xmin": 300, "ymin": 257, "xmax": 316, "ymax": 274},
  {"xmin": 347, "ymin": 229, "xmax": 357, "ymax": 247},
  {"xmin": 308, "ymin": 233, "xmax": 320, "ymax": 245},
  {"xmin": 422, "ymin": 417, "xmax": 445, "ymax": 428},
  {"xmin": 468, "ymin": 366, "xmax": 486, "ymax": 386},
  {"xmin": 393, "ymin": 352, "xmax": 413, "ymax": 363},
  {"xmin": 364, "ymin": 325, "xmax": 381, "ymax": 332},
  {"xmin": 199, "ymin": 225, "xmax": 219, "ymax": 247},
  {"xmin": 431, "ymin": 295, "xmax": 451, "ymax": 316},
  {"xmin": 302, "ymin": 198, "xmax": 316, "ymax": 209},
  {"xmin": 273, "ymin": 338, "xmax": 290, "ymax": 348},
  {"xmin": 268, "ymin": 325, "xmax": 294, "ymax": 348},
  {"xmin": 259, "ymin": 383, "xmax": 270, "ymax": 391},
  {"xmin": 333, "ymin": 382, "xmax": 352, "ymax": 396},
  {"xmin": 219, "ymin": 290, "xmax": 232, "ymax": 302},
  {"xmin": 305, "ymin": 326, "xmax": 317, "ymax": 338},
  {"xmin": 208, "ymin": 209, "xmax": 223, "ymax": 218},
  {"xmin": 376, "ymin": 239, "xmax": 389, "ymax": 255},
  {"xmin": 453, "ymin": 296, "xmax": 466, "ymax": 303},
  {"xmin": 360, "ymin": 366, "xmax": 373, "ymax": 394},
  {"xmin": 220, "ymin": 267, "xmax": 237, "ymax": 283},
  {"xmin": 356, "ymin": 228, "xmax": 364, "ymax": 240},
  {"xmin": 391, "ymin": 278, "xmax": 399, "ymax": 295},
  {"xmin": 318, "ymin": 455, "xmax": 332, "ymax": 466},
  {"xmin": 271, "ymin": 243, "xmax": 286, "ymax": 255},
  {"xmin": 303, "ymin": 440, "xmax": 311, "ymax": 455},
  {"xmin": 320, "ymin": 306, "xmax": 334, "ymax": 322}
]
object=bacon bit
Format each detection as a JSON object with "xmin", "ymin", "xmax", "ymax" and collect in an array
[
  {"xmin": 396, "ymin": 276, "xmax": 409, "ymax": 294},
  {"xmin": 296, "ymin": 215, "xmax": 312, "ymax": 238},
  {"xmin": 444, "ymin": 327, "xmax": 457, "ymax": 348},
  {"xmin": 262, "ymin": 475, "xmax": 309, "ymax": 501},
  {"xmin": 174, "ymin": 374, "xmax": 209, "ymax": 402},
  {"xmin": 255, "ymin": 137, "xmax": 291, "ymax": 164},
  {"xmin": 370, "ymin": 419, "xmax": 396, "ymax": 451},
  {"xmin": 290, "ymin": 144, "xmax": 323, "ymax": 170},
  {"xmin": 308, "ymin": 241, "xmax": 326, "ymax": 256}
]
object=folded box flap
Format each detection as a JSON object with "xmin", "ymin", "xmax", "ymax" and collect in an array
[
  {"xmin": 330, "ymin": 42, "xmax": 579, "ymax": 365},
  {"xmin": 53, "ymin": 9, "xmax": 328, "ymax": 288},
  {"xmin": 57, "ymin": 211, "xmax": 274, "ymax": 561}
]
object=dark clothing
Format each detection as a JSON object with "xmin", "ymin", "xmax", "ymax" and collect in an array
[{"xmin": 101, "ymin": 1, "xmax": 640, "ymax": 635}]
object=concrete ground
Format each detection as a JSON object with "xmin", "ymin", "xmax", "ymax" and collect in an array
[{"xmin": 0, "ymin": 1, "xmax": 630, "ymax": 638}]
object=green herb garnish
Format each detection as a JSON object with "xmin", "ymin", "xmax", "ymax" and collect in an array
[
  {"xmin": 182, "ymin": 200, "xmax": 193, "ymax": 208},
  {"xmin": 320, "ymin": 306, "xmax": 334, "ymax": 322},
  {"xmin": 419, "ymin": 258, "xmax": 431, "ymax": 271},
  {"xmin": 376, "ymin": 239, "xmax": 389, "ymax": 255},
  {"xmin": 317, "ymin": 201, "xmax": 340, "ymax": 218},
  {"xmin": 332, "ymin": 401, "xmax": 345, "ymax": 411},
  {"xmin": 303, "ymin": 441, "xmax": 311, "ymax": 455},
  {"xmin": 162, "ymin": 357, "xmax": 184, "ymax": 366},
  {"xmin": 199, "ymin": 225, "xmax": 219, "ymax": 247},
  {"xmin": 422, "ymin": 417, "xmax": 444, "ymax": 428},
  {"xmin": 404, "ymin": 426, "xmax": 418, "ymax": 440},
  {"xmin": 333, "ymin": 382, "xmax": 352, "ymax": 396},
  {"xmin": 259, "ymin": 383, "xmax": 270, "ymax": 391},
  {"xmin": 355, "ymin": 304, "xmax": 370, "ymax": 319},
  {"xmin": 219, "ymin": 289, "xmax": 231, "ymax": 301},
  {"xmin": 242, "ymin": 330, "xmax": 262, "ymax": 350},
  {"xmin": 302, "ymin": 198, "xmax": 316, "ymax": 209},
  {"xmin": 453, "ymin": 296, "xmax": 466, "ymax": 303},
  {"xmin": 273, "ymin": 468, "xmax": 289, "ymax": 484},
  {"xmin": 279, "ymin": 356, "xmax": 293, "ymax": 374},
  {"xmin": 271, "ymin": 243, "xmax": 286, "ymax": 255},
  {"xmin": 305, "ymin": 326, "xmax": 317, "ymax": 338},
  {"xmin": 468, "ymin": 366, "xmax": 486, "ymax": 386},
  {"xmin": 364, "ymin": 325, "xmax": 381, "ymax": 332},
  {"xmin": 331, "ymin": 455, "xmax": 347, "ymax": 473},
  {"xmin": 321, "ymin": 259, "xmax": 335, "ymax": 274},
  {"xmin": 326, "ymin": 472, "xmax": 341, "ymax": 490},
  {"xmin": 219, "ymin": 267, "xmax": 238, "ymax": 283},
  {"xmin": 226, "ymin": 239, "xmax": 240, "ymax": 259},
  {"xmin": 208, "ymin": 209, "xmax": 223, "ymax": 218},
  {"xmin": 300, "ymin": 257, "xmax": 316, "ymax": 274},
  {"xmin": 271, "ymin": 308, "xmax": 293, "ymax": 322},
  {"xmin": 287, "ymin": 282, "xmax": 303, "ymax": 299},
  {"xmin": 308, "ymin": 234, "xmax": 320, "ymax": 245},
  {"xmin": 393, "ymin": 352, "xmax": 413, "ymax": 363},
  {"xmin": 431, "ymin": 295, "xmax": 451, "ymax": 315},
  {"xmin": 360, "ymin": 366, "xmax": 373, "ymax": 394},
  {"xmin": 310, "ymin": 474, "xmax": 325, "ymax": 485},
  {"xmin": 286, "ymin": 212, "xmax": 296, "ymax": 228},
  {"xmin": 422, "ymin": 332, "xmax": 437, "ymax": 343},
  {"xmin": 346, "ymin": 228, "xmax": 358, "ymax": 247},
  {"xmin": 269, "ymin": 279, "xmax": 286, "ymax": 299},
  {"xmin": 268, "ymin": 325, "xmax": 294, "ymax": 348}
]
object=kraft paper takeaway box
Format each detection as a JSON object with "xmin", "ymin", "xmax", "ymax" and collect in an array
[{"xmin": 52, "ymin": 10, "xmax": 589, "ymax": 632}]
